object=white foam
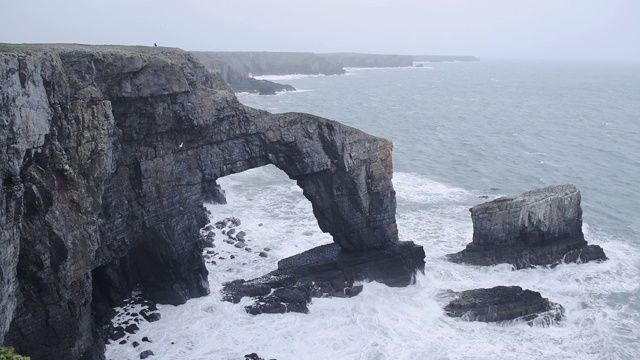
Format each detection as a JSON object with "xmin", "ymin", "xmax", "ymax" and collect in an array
[
  {"xmin": 252, "ymin": 74, "xmax": 326, "ymax": 81},
  {"xmin": 106, "ymin": 168, "xmax": 640, "ymax": 360}
]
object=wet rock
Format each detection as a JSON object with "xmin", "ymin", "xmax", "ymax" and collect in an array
[
  {"xmin": 132, "ymin": 341, "xmax": 140, "ymax": 348},
  {"xmin": 244, "ymin": 353, "xmax": 265, "ymax": 360},
  {"xmin": 140, "ymin": 350, "xmax": 154, "ymax": 359},
  {"xmin": 444, "ymin": 286, "xmax": 564, "ymax": 325},
  {"xmin": 140, "ymin": 309, "xmax": 161, "ymax": 322},
  {"xmin": 110, "ymin": 326, "xmax": 126, "ymax": 341},
  {"xmin": 124, "ymin": 324, "xmax": 139, "ymax": 334},
  {"xmin": 142, "ymin": 336, "xmax": 151, "ymax": 343},
  {"xmin": 235, "ymin": 241, "xmax": 247, "ymax": 248},
  {"xmin": 236, "ymin": 231, "xmax": 247, "ymax": 241},
  {"xmin": 223, "ymin": 242, "xmax": 424, "ymax": 314},
  {"xmin": 227, "ymin": 228, "xmax": 236, "ymax": 236},
  {"xmin": 448, "ymin": 184, "xmax": 607, "ymax": 269},
  {"xmin": 259, "ymin": 252, "xmax": 268, "ymax": 258}
]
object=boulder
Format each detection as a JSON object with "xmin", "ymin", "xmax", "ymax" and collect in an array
[
  {"xmin": 447, "ymin": 184, "xmax": 607, "ymax": 268},
  {"xmin": 444, "ymin": 286, "xmax": 564, "ymax": 325}
]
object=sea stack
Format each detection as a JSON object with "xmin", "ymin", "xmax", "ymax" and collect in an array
[{"xmin": 447, "ymin": 184, "xmax": 607, "ymax": 269}]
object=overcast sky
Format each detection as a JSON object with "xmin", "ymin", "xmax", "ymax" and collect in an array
[{"xmin": 2, "ymin": 0, "xmax": 638, "ymax": 61}]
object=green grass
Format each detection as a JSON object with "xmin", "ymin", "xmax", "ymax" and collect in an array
[{"xmin": 0, "ymin": 346, "xmax": 29, "ymax": 360}]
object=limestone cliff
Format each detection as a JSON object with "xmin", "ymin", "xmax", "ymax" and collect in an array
[
  {"xmin": 192, "ymin": 51, "xmax": 345, "ymax": 77},
  {"xmin": 319, "ymin": 53, "xmax": 414, "ymax": 68},
  {"xmin": 447, "ymin": 184, "xmax": 606, "ymax": 268},
  {"xmin": 0, "ymin": 45, "xmax": 417, "ymax": 359},
  {"xmin": 190, "ymin": 52, "xmax": 295, "ymax": 95}
]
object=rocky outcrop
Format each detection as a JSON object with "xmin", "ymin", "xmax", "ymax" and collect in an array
[
  {"xmin": 319, "ymin": 53, "xmax": 414, "ymax": 68},
  {"xmin": 190, "ymin": 52, "xmax": 295, "ymax": 95},
  {"xmin": 192, "ymin": 51, "xmax": 345, "ymax": 77},
  {"xmin": 0, "ymin": 45, "xmax": 418, "ymax": 359},
  {"xmin": 222, "ymin": 241, "xmax": 425, "ymax": 314},
  {"xmin": 444, "ymin": 286, "xmax": 564, "ymax": 325},
  {"xmin": 447, "ymin": 184, "xmax": 607, "ymax": 269}
]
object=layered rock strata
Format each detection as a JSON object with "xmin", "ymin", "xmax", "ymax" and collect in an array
[
  {"xmin": 444, "ymin": 286, "xmax": 564, "ymax": 325},
  {"xmin": 0, "ymin": 45, "xmax": 419, "ymax": 359},
  {"xmin": 222, "ymin": 241, "xmax": 425, "ymax": 314},
  {"xmin": 447, "ymin": 184, "xmax": 607, "ymax": 269}
]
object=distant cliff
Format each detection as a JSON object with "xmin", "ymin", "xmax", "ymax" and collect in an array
[
  {"xmin": 320, "ymin": 53, "xmax": 414, "ymax": 68},
  {"xmin": 192, "ymin": 51, "xmax": 345, "ymax": 77},
  {"xmin": 413, "ymin": 55, "xmax": 480, "ymax": 62},
  {"xmin": 191, "ymin": 52, "xmax": 295, "ymax": 95},
  {"xmin": 0, "ymin": 44, "xmax": 417, "ymax": 359}
]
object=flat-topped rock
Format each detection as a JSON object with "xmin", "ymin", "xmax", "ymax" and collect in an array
[
  {"xmin": 444, "ymin": 286, "xmax": 564, "ymax": 325},
  {"xmin": 222, "ymin": 241, "xmax": 425, "ymax": 314},
  {"xmin": 447, "ymin": 184, "xmax": 607, "ymax": 268}
]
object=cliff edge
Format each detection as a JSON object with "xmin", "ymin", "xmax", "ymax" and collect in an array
[{"xmin": 0, "ymin": 45, "xmax": 417, "ymax": 359}]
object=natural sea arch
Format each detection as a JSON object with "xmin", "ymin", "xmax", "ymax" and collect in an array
[{"xmin": 192, "ymin": 111, "xmax": 400, "ymax": 252}]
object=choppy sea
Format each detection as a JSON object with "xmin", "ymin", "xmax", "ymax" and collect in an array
[{"xmin": 106, "ymin": 60, "xmax": 640, "ymax": 359}]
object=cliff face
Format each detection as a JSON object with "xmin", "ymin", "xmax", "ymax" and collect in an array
[
  {"xmin": 319, "ymin": 53, "xmax": 414, "ymax": 68},
  {"xmin": 0, "ymin": 45, "xmax": 409, "ymax": 359},
  {"xmin": 190, "ymin": 52, "xmax": 296, "ymax": 94},
  {"xmin": 448, "ymin": 184, "xmax": 606, "ymax": 268}
]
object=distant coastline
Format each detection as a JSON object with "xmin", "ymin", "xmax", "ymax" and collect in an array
[{"xmin": 192, "ymin": 51, "xmax": 479, "ymax": 95}]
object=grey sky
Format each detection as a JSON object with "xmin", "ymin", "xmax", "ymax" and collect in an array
[{"xmin": 2, "ymin": 0, "xmax": 638, "ymax": 61}]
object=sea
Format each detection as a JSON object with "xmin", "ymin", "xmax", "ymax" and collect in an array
[{"xmin": 105, "ymin": 60, "xmax": 640, "ymax": 360}]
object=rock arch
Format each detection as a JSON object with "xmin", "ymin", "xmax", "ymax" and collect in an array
[{"xmin": 0, "ymin": 47, "xmax": 416, "ymax": 359}]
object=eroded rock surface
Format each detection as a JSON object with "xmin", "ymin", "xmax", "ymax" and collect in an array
[
  {"xmin": 0, "ymin": 45, "xmax": 416, "ymax": 359},
  {"xmin": 222, "ymin": 242, "xmax": 425, "ymax": 314},
  {"xmin": 444, "ymin": 286, "xmax": 564, "ymax": 325},
  {"xmin": 447, "ymin": 184, "xmax": 607, "ymax": 269}
]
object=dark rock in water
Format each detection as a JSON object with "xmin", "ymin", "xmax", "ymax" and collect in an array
[
  {"xmin": 223, "ymin": 241, "xmax": 425, "ymax": 313},
  {"xmin": 447, "ymin": 184, "xmax": 607, "ymax": 269},
  {"xmin": 236, "ymin": 231, "xmax": 247, "ymax": 241},
  {"xmin": 142, "ymin": 337, "xmax": 151, "ymax": 343},
  {"xmin": 444, "ymin": 286, "xmax": 564, "ymax": 325},
  {"xmin": 110, "ymin": 327, "xmax": 126, "ymax": 341},
  {"xmin": 140, "ymin": 350, "xmax": 154, "ymax": 359},
  {"xmin": 244, "ymin": 353, "xmax": 265, "ymax": 360},
  {"xmin": 124, "ymin": 324, "xmax": 139, "ymax": 334},
  {"xmin": 140, "ymin": 309, "xmax": 161, "ymax": 323},
  {"xmin": 259, "ymin": 252, "xmax": 268, "ymax": 258},
  {"xmin": 119, "ymin": 340, "xmax": 127, "ymax": 345},
  {"xmin": 132, "ymin": 341, "xmax": 140, "ymax": 348}
]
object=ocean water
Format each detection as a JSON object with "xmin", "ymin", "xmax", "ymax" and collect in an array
[{"xmin": 105, "ymin": 61, "xmax": 640, "ymax": 359}]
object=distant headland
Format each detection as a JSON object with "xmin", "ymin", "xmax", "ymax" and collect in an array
[{"xmin": 192, "ymin": 51, "xmax": 480, "ymax": 94}]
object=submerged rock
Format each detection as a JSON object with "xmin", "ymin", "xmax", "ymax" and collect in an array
[
  {"xmin": 444, "ymin": 286, "xmax": 564, "ymax": 325},
  {"xmin": 447, "ymin": 184, "xmax": 607, "ymax": 269}
]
